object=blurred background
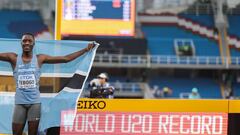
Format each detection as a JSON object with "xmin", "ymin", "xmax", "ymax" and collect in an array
[{"xmin": 0, "ymin": 0, "xmax": 240, "ymax": 100}]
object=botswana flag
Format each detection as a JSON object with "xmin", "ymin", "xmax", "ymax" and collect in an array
[{"xmin": 0, "ymin": 38, "xmax": 98, "ymax": 134}]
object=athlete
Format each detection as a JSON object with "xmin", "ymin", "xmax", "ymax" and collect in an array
[{"xmin": 0, "ymin": 33, "xmax": 95, "ymax": 135}]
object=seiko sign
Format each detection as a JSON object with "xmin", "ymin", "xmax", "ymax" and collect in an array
[{"xmin": 78, "ymin": 100, "xmax": 106, "ymax": 109}]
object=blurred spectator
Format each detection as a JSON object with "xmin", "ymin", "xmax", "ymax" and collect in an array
[
  {"xmin": 152, "ymin": 85, "xmax": 162, "ymax": 98},
  {"xmin": 114, "ymin": 80, "xmax": 122, "ymax": 91},
  {"xmin": 89, "ymin": 73, "xmax": 115, "ymax": 98},
  {"xmin": 188, "ymin": 87, "xmax": 201, "ymax": 99},
  {"xmin": 224, "ymin": 86, "xmax": 233, "ymax": 99},
  {"xmin": 162, "ymin": 86, "xmax": 173, "ymax": 98}
]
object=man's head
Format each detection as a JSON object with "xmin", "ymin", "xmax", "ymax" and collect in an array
[
  {"xmin": 97, "ymin": 73, "xmax": 109, "ymax": 85},
  {"xmin": 21, "ymin": 33, "xmax": 35, "ymax": 53}
]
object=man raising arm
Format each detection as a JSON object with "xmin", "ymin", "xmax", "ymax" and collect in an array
[{"xmin": 0, "ymin": 33, "xmax": 95, "ymax": 135}]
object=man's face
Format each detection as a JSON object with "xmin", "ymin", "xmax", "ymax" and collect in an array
[
  {"xmin": 21, "ymin": 35, "xmax": 35, "ymax": 53},
  {"xmin": 98, "ymin": 77, "xmax": 106, "ymax": 85}
]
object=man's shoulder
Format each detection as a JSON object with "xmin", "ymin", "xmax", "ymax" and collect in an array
[
  {"xmin": 8, "ymin": 52, "xmax": 17, "ymax": 56},
  {"xmin": 8, "ymin": 52, "xmax": 17, "ymax": 59},
  {"xmin": 36, "ymin": 54, "xmax": 45, "ymax": 57},
  {"xmin": 36, "ymin": 54, "xmax": 48, "ymax": 60}
]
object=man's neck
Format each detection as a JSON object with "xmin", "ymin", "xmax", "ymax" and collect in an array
[{"xmin": 22, "ymin": 52, "xmax": 33, "ymax": 58}]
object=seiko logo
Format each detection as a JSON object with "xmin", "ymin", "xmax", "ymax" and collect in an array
[{"xmin": 78, "ymin": 100, "xmax": 106, "ymax": 109}]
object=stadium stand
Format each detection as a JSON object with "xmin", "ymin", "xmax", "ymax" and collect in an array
[
  {"xmin": 230, "ymin": 47, "xmax": 240, "ymax": 57},
  {"xmin": 149, "ymin": 77, "xmax": 222, "ymax": 99},
  {"xmin": 228, "ymin": 14, "xmax": 240, "ymax": 57},
  {"xmin": 232, "ymin": 82, "xmax": 240, "ymax": 97},
  {"xmin": 178, "ymin": 14, "xmax": 215, "ymax": 28},
  {"xmin": 228, "ymin": 15, "xmax": 240, "ymax": 38},
  {"xmin": 139, "ymin": 2, "xmax": 230, "ymax": 99},
  {"xmin": 141, "ymin": 25, "xmax": 220, "ymax": 56},
  {"xmin": 0, "ymin": 10, "xmax": 49, "ymax": 38}
]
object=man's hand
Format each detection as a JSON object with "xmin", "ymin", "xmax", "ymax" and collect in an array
[{"xmin": 85, "ymin": 41, "xmax": 98, "ymax": 51}]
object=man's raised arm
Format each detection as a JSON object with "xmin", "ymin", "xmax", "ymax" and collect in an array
[
  {"xmin": 37, "ymin": 42, "xmax": 95, "ymax": 67},
  {"xmin": 0, "ymin": 52, "xmax": 17, "ymax": 62},
  {"xmin": 0, "ymin": 53, "xmax": 17, "ymax": 69}
]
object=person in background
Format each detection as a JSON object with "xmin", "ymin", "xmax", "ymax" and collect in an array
[
  {"xmin": 114, "ymin": 80, "xmax": 122, "ymax": 92},
  {"xmin": 152, "ymin": 85, "xmax": 162, "ymax": 98},
  {"xmin": 188, "ymin": 87, "xmax": 201, "ymax": 99},
  {"xmin": 162, "ymin": 86, "xmax": 173, "ymax": 98},
  {"xmin": 89, "ymin": 73, "xmax": 115, "ymax": 98}
]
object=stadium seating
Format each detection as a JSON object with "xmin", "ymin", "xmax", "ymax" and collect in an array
[
  {"xmin": 178, "ymin": 14, "xmax": 215, "ymax": 28},
  {"xmin": 0, "ymin": 10, "xmax": 48, "ymax": 38},
  {"xmin": 228, "ymin": 15, "xmax": 240, "ymax": 38},
  {"xmin": 228, "ymin": 15, "xmax": 240, "ymax": 57},
  {"xmin": 149, "ymin": 77, "xmax": 222, "ymax": 99},
  {"xmin": 232, "ymin": 83, "xmax": 240, "ymax": 97},
  {"xmin": 230, "ymin": 47, "xmax": 240, "ymax": 57},
  {"xmin": 142, "ymin": 25, "xmax": 220, "ymax": 56}
]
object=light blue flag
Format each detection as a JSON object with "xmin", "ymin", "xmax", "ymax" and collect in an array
[{"xmin": 0, "ymin": 38, "xmax": 99, "ymax": 134}]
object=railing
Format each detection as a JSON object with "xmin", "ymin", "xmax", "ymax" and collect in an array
[
  {"xmin": 94, "ymin": 54, "xmax": 148, "ymax": 68},
  {"xmin": 94, "ymin": 54, "xmax": 240, "ymax": 69},
  {"xmin": 83, "ymin": 82, "xmax": 143, "ymax": 97},
  {"xmin": 181, "ymin": 3, "xmax": 214, "ymax": 14},
  {"xmin": 84, "ymin": 82, "xmax": 142, "ymax": 93},
  {"xmin": 94, "ymin": 54, "xmax": 147, "ymax": 64},
  {"xmin": 0, "ymin": 0, "xmax": 41, "ymax": 10},
  {"xmin": 230, "ymin": 57, "xmax": 240, "ymax": 65},
  {"xmin": 111, "ymin": 82, "xmax": 142, "ymax": 93},
  {"xmin": 142, "ymin": 1, "xmax": 240, "ymax": 15},
  {"xmin": 142, "ymin": 2, "xmax": 214, "ymax": 15},
  {"xmin": 150, "ymin": 55, "xmax": 223, "ymax": 65},
  {"xmin": 227, "ymin": 8, "xmax": 240, "ymax": 14},
  {"xmin": 179, "ymin": 92, "xmax": 191, "ymax": 99}
]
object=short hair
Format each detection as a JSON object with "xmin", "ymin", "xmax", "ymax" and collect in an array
[{"xmin": 22, "ymin": 33, "xmax": 35, "ymax": 40}]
